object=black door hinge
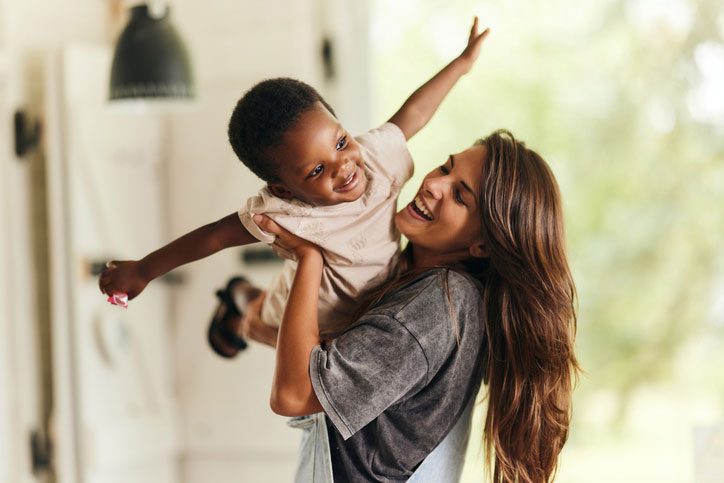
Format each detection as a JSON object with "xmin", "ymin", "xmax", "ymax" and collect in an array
[{"xmin": 30, "ymin": 428, "xmax": 52, "ymax": 474}]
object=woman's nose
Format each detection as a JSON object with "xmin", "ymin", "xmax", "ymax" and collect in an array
[{"xmin": 422, "ymin": 175, "xmax": 445, "ymax": 199}]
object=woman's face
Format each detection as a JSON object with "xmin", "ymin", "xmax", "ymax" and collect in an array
[{"xmin": 395, "ymin": 144, "xmax": 486, "ymax": 267}]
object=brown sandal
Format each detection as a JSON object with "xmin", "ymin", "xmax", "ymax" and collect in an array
[{"xmin": 207, "ymin": 277, "xmax": 249, "ymax": 358}]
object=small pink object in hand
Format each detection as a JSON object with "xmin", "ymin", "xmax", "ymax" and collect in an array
[{"xmin": 107, "ymin": 293, "xmax": 129, "ymax": 308}]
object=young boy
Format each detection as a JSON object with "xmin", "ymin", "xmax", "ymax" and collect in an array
[{"xmin": 99, "ymin": 17, "xmax": 490, "ymax": 356}]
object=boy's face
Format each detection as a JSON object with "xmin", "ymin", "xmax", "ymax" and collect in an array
[{"xmin": 267, "ymin": 102, "xmax": 366, "ymax": 206}]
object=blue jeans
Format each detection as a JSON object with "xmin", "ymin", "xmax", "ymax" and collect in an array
[
  {"xmin": 288, "ymin": 413, "xmax": 334, "ymax": 483},
  {"xmin": 289, "ymin": 396, "xmax": 475, "ymax": 482}
]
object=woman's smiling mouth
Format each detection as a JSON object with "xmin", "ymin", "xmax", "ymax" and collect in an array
[{"xmin": 407, "ymin": 195, "xmax": 433, "ymax": 221}]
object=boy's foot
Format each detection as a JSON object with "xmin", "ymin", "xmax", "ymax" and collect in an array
[{"xmin": 207, "ymin": 277, "xmax": 261, "ymax": 358}]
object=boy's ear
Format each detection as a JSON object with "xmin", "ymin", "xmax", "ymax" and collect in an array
[
  {"xmin": 469, "ymin": 241, "xmax": 488, "ymax": 259},
  {"xmin": 267, "ymin": 183, "xmax": 295, "ymax": 200}
]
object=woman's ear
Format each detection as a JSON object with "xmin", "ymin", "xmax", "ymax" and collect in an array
[
  {"xmin": 268, "ymin": 183, "xmax": 295, "ymax": 200},
  {"xmin": 469, "ymin": 241, "xmax": 488, "ymax": 259}
]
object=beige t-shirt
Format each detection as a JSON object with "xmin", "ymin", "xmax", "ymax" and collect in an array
[{"xmin": 238, "ymin": 122, "xmax": 413, "ymax": 334}]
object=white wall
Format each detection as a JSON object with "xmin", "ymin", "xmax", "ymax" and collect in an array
[{"xmin": 2, "ymin": 0, "xmax": 108, "ymax": 47}]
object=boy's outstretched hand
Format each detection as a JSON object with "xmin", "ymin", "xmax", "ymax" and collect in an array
[
  {"xmin": 387, "ymin": 15, "xmax": 490, "ymax": 140},
  {"xmin": 99, "ymin": 260, "xmax": 149, "ymax": 301},
  {"xmin": 457, "ymin": 16, "xmax": 490, "ymax": 74}
]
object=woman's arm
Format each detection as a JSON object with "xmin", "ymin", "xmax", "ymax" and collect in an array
[
  {"xmin": 253, "ymin": 215, "xmax": 324, "ymax": 416},
  {"xmin": 388, "ymin": 17, "xmax": 490, "ymax": 140},
  {"xmin": 99, "ymin": 213, "xmax": 257, "ymax": 300}
]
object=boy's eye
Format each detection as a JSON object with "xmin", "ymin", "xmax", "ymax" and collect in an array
[
  {"xmin": 308, "ymin": 165, "xmax": 324, "ymax": 178},
  {"xmin": 336, "ymin": 136, "xmax": 347, "ymax": 151},
  {"xmin": 439, "ymin": 164, "xmax": 450, "ymax": 174}
]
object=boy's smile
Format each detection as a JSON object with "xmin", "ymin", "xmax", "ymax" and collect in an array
[{"xmin": 267, "ymin": 102, "xmax": 367, "ymax": 206}]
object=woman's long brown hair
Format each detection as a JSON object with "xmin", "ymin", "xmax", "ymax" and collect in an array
[{"xmin": 478, "ymin": 130, "xmax": 579, "ymax": 482}]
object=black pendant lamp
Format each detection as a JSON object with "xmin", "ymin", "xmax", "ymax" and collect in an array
[{"xmin": 109, "ymin": 3, "xmax": 194, "ymax": 102}]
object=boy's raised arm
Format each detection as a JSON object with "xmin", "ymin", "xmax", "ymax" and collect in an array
[
  {"xmin": 99, "ymin": 213, "xmax": 257, "ymax": 300},
  {"xmin": 388, "ymin": 17, "xmax": 490, "ymax": 140}
]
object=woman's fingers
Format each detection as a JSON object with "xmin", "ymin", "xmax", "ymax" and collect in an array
[
  {"xmin": 253, "ymin": 214, "xmax": 298, "ymax": 244},
  {"xmin": 254, "ymin": 214, "xmax": 320, "ymax": 259},
  {"xmin": 253, "ymin": 214, "xmax": 283, "ymax": 235}
]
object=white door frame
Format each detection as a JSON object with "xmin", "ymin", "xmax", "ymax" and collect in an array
[{"xmin": 43, "ymin": 48, "xmax": 83, "ymax": 483}]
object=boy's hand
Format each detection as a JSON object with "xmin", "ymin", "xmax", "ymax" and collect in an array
[
  {"xmin": 387, "ymin": 16, "xmax": 490, "ymax": 140},
  {"xmin": 457, "ymin": 16, "xmax": 490, "ymax": 74},
  {"xmin": 99, "ymin": 260, "xmax": 149, "ymax": 301},
  {"xmin": 253, "ymin": 215, "xmax": 322, "ymax": 261}
]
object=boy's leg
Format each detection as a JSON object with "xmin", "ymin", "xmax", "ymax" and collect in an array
[{"xmin": 207, "ymin": 277, "xmax": 262, "ymax": 358}]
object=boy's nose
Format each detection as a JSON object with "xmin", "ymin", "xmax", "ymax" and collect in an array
[{"xmin": 330, "ymin": 159, "xmax": 350, "ymax": 179}]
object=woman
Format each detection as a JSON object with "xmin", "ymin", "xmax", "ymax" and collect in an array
[{"xmin": 250, "ymin": 130, "xmax": 579, "ymax": 482}]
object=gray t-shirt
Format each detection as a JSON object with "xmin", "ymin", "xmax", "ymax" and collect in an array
[{"xmin": 309, "ymin": 269, "xmax": 486, "ymax": 482}]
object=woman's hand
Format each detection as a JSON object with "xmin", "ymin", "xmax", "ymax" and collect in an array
[
  {"xmin": 99, "ymin": 260, "xmax": 149, "ymax": 300},
  {"xmin": 457, "ymin": 16, "xmax": 490, "ymax": 74},
  {"xmin": 253, "ymin": 214, "xmax": 322, "ymax": 261}
]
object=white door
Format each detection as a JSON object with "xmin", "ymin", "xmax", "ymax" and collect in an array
[
  {"xmin": 44, "ymin": 44, "xmax": 179, "ymax": 483},
  {"xmin": 0, "ymin": 50, "xmax": 47, "ymax": 483}
]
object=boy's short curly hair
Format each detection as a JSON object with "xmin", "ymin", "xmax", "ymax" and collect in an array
[{"xmin": 228, "ymin": 78, "xmax": 336, "ymax": 184}]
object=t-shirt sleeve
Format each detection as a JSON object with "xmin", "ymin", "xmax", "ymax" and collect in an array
[
  {"xmin": 309, "ymin": 314, "xmax": 429, "ymax": 440},
  {"xmin": 238, "ymin": 195, "xmax": 276, "ymax": 245},
  {"xmin": 355, "ymin": 122, "xmax": 414, "ymax": 186},
  {"xmin": 237, "ymin": 188, "xmax": 298, "ymax": 260}
]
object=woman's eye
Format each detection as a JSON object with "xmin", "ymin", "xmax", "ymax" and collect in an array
[
  {"xmin": 309, "ymin": 165, "xmax": 324, "ymax": 177},
  {"xmin": 455, "ymin": 189, "xmax": 467, "ymax": 206},
  {"xmin": 336, "ymin": 136, "xmax": 347, "ymax": 150},
  {"xmin": 439, "ymin": 165, "xmax": 449, "ymax": 174}
]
